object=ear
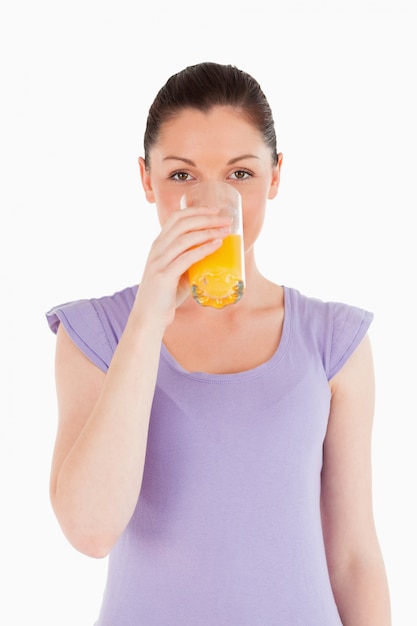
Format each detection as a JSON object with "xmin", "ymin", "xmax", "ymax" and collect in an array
[
  {"xmin": 268, "ymin": 152, "xmax": 283, "ymax": 200},
  {"xmin": 138, "ymin": 157, "xmax": 156, "ymax": 204}
]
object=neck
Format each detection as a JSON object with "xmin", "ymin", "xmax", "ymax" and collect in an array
[{"xmin": 178, "ymin": 249, "xmax": 282, "ymax": 320}]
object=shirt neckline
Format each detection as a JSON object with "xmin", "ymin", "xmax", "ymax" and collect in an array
[{"xmin": 160, "ymin": 285, "xmax": 292, "ymax": 383}]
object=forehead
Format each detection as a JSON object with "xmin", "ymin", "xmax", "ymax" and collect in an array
[{"xmin": 154, "ymin": 106, "xmax": 266, "ymax": 154}]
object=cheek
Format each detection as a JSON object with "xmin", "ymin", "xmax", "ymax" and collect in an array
[
  {"xmin": 153, "ymin": 189, "xmax": 183, "ymax": 225},
  {"xmin": 242, "ymin": 207, "xmax": 266, "ymax": 250},
  {"xmin": 241, "ymin": 190, "xmax": 267, "ymax": 240},
  {"xmin": 243, "ymin": 208, "xmax": 265, "ymax": 233}
]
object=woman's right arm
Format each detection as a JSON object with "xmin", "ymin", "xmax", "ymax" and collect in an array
[
  {"xmin": 50, "ymin": 206, "xmax": 231, "ymax": 558},
  {"xmin": 51, "ymin": 310, "xmax": 165, "ymax": 559}
]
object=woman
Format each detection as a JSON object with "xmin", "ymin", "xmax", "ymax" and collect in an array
[{"xmin": 46, "ymin": 62, "xmax": 391, "ymax": 625}]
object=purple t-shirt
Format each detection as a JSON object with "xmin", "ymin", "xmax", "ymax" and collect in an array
[{"xmin": 46, "ymin": 285, "xmax": 373, "ymax": 625}]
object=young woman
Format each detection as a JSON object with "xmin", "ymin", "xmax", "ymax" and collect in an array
[{"xmin": 46, "ymin": 62, "xmax": 391, "ymax": 625}]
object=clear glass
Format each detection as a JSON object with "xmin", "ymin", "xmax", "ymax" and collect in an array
[{"xmin": 180, "ymin": 181, "xmax": 245, "ymax": 309}]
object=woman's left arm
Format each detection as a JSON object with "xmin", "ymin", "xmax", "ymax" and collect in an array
[{"xmin": 321, "ymin": 334, "xmax": 391, "ymax": 625}]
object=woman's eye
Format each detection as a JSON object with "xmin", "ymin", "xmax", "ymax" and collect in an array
[
  {"xmin": 170, "ymin": 171, "xmax": 192, "ymax": 181},
  {"xmin": 230, "ymin": 170, "xmax": 251, "ymax": 180}
]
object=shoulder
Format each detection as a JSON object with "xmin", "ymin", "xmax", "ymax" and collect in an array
[
  {"xmin": 285, "ymin": 286, "xmax": 374, "ymax": 380},
  {"xmin": 46, "ymin": 285, "xmax": 138, "ymax": 371}
]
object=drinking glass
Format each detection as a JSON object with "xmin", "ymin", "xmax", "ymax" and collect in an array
[{"xmin": 180, "ymin": 181, "xmax": 245, "ymax": 309}]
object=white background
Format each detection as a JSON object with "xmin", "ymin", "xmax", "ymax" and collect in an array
[{"xmin": 1, "ymin": 0, "xmax": 416, "ymax": 624}]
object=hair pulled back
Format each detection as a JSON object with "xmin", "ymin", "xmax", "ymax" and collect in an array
[{"xmin": 143, "ymin": 62, "xmax": 278, "ymax": 167}]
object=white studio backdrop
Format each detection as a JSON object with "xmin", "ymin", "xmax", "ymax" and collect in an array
[{"xmin": 1, "ymin": 1, "xmax": 415, "ymax": 624}]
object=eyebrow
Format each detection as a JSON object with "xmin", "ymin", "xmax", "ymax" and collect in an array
[{"xmin": 162, "ymin": 154, "xmax": 260, "ymax": 166}]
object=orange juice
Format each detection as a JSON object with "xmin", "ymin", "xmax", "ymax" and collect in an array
[{"xmin": 188, "ymin": 234, "xmax": 245, "ymax": 308}]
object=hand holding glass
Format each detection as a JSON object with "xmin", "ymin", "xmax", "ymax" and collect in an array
[{"xmin": 180, "ymin": 181, "xmax": 245, "ymax": 309}]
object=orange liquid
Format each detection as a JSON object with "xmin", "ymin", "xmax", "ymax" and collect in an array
[{"xmin": 188, "ymin": 234, "xmax": 245, "ymax": 308}]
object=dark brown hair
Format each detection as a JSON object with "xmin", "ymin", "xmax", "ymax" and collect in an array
[{"xmin": 143, "ymin": 62, "xmax": 278, "ymax": 167}]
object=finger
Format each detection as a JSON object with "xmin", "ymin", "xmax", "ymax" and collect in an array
[
  {"xmin": 153, "ymin": 222, "xmax": 231, "ymax": 272},
  {"xmin": 164, "ymin": 236, "xmax": 225, "ymax": 281},
  {"xmin": 162, "ymin": 207, "xmax": 233, "ymax": 240}
]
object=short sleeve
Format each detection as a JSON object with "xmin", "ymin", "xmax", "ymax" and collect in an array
[
  {"xmin": 46, "ymin": 299, "xmax": 113, "ymax": 372},
  {"xmin": 45, "ymin": 286, "xmax": 137, "ymax": 373},
  {"xmin": 327, "ymin": 302, "xmax": 374, "ymax": 379}
]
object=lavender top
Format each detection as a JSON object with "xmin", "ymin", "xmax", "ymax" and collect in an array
[{"xmin": 46, "ymin": 285, "xmax": 373, "ymax": 625}]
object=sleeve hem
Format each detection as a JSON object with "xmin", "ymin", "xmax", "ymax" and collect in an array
[
  {"xmin": 328, "ymin": 310, "xmax": 374, "ymax": 380},
  {"xmin": 45, "ymin": 306, "xmax": 110, "ymax": 373}
]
